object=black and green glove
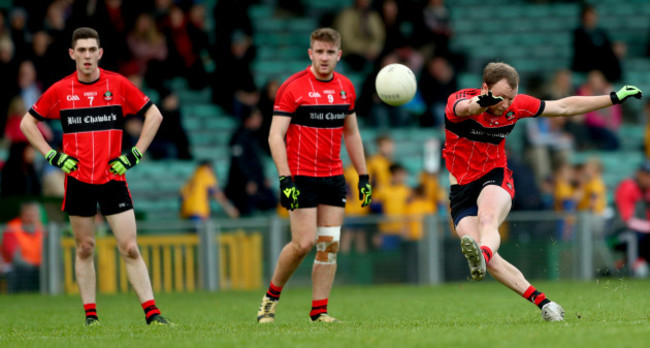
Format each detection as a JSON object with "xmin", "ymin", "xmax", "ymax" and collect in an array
[
  {"xmin": 358, "ymin": 174, "xmax": 372, "ymax": 207},
  {"xmin": 476, "ymin": 91, "xmax": 504, "ymax": 108},
  {"xmin": 45, "ymin": 149, "xmax": 79, "ymax": 174},
  {"xmin": 109, "ymin": 147, "xmax": 142, "ymax": 175},
  {"xmin": 610, "ymin": 85, "xmax": 643, "ymax": 104},
  {"xmin": 279, "ymin": 176, "xmax": 300, "ymax": 211}
]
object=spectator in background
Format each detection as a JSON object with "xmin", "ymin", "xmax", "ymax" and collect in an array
[
  {"xmin": 257, "ymin": 78, "xmax": 281, "ymax": 155},
  {"xmin": 575, "ymin": 158, "xmax": 613, "ymax": 272},
  {"xmin": 377, "ymin": 0, "xmax": 409, "ymax": 59},
  {"xmin": 552, "ymin": 161, "xmax": 582, "ymax": 241},
  {"xmin": 372, "ymin": 163, "xmax": 412, "ymax": 250},
  {"xmin": 180, "ymin": 160, "xmax": 239, "ymax": 222},
  {"xmin": 334, "ymin": 0, "xmax": 385, "ymax": 72},
  {"xmin": 524, "ymin": 114, "xmax": 573, "ymax": 187},
  {"xmin": 18, "ymin": 60, "xmax": 41, "ymax": 110},
  {"xmin": 366, "ymin": 134, "xmax": 395, "ymax": 198},
  {"xmin": 0, "ymin": 202, "xmax": 44, "ymax": 293},
  {"xmin": 419, "ymin": 55, "xmax": 457, "ymax": 127},
  {"xmin": 643, "ymin": 100, "xmax": 650, "ymax": 158},
  {"xmin": 212, "ymin": 29, "xmax": 258, "ymax": 118},
  {"xmin": 0, "ymin": 36, "xmax": 18, "ymax": 134},
  {"xmin": 154, "ymin": 89, "xmax": 192, "ymax": 159},
  {"xmin": 341, "ymin": 163, "xmax": 372, "ymax": 255},
  {"xmin": 9, "ymin": 7, "xmax": 29, "ymax": 59},
  {"xmin": 83, "ymin": 0, "xmax": 133, "ymax": 73},
  {"xmin": 126, "ymin": 12, "xmax": 168, "ymax": 92},
  {"xmin": 571, "ymin": 5, "xmax": 621, "ymax": 83},
  {"xmin": 186, "ymin": 3, "xmax": 212, "ymax": 90},
  {"xmin": 224, "ymin": 108, "xmax": 277, "ymax": 216},
  {"xmin": 3, "ymin": 96, "xmax": 53, "ymax": 144},
  {"xmin": 413, "ymin": 0, "xmax": 452, "ymax": 57},
  {"xmin": 0, "ymin": 142, "xmax": 41, "ymax": 198},
  {"xmin": 577, "ymin": 70, "xmax": 621, "ymax": 150},
  {"xmin": 613, "ymin": 161, "xmax": 650, "ymax": 277},
  {"xmin": 27, "ymin": 31, "xmax": 55, "ymax": 89}
]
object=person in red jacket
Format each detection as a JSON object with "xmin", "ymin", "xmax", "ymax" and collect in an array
[{"xmin": 1, "ymin": 202, "xmax": 43, "ymax": 293}]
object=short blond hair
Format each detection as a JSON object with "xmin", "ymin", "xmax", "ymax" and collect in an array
[
  {"xmin": 483, "ymin": 62, "xmax": 519, "ymax": 89},
  {"xmin": 310, "ymin": 28, "xmax": 341, "ymax": 49}
]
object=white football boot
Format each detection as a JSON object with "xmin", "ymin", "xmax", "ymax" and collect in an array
[
  {"xmin": 257, "ymin": 296, "xmax": 278, "ymax": 323},
  {"xmin": 541, "ymin": 301, "xmax": 565, "ymax": 322}
]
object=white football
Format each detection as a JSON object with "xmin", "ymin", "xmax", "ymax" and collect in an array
[{"xmin": 375, "ymin": 63, "xmax": 417, "ymax": 106}]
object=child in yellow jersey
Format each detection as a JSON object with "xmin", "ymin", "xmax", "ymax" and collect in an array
[
  {"xmin": 405, "ymin": 185, "xmax": 436, "ymax": 241},
  {"xmin": 180, "ymin": 160, "xmax": 239, "ymax": 221},
  {"xmin": 366, "ymin": 135, "xmax": 394, "ymax": 197},
  {"xmin": 553, "ymin": 162, "xmax": 582, "ymax": 240},
  {"xmin": 373, "ymin": 163, "xmax": 412, "ymax": 250},
  {"xmin": 341, "ymin": 165, "xmax": 371, "ymax": 254},
  {"xmin": 576, "ymin": 158, "xmax": 606, "ymax": 215}
]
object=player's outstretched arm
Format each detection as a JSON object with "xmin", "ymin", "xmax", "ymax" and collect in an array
[{"xmin": 542, "ymin": 85, "xmax": 643, "ymax": 117}]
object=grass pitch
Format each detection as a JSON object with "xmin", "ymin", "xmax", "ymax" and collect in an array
[{"xmin": 1, "ymin": 279, "xmax": 648, "ymax": 348}]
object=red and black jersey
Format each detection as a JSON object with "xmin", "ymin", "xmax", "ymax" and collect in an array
[
  {"xmin": 29, "ymin": 69, "xmax": 152, "ymax": 185},
  {"xmin": 443, "ymin": 88, "xmax": 544, "ymax": 185},
  {"xmin": 273, "ymin": 67, "xmax": 356, "ymax": 177}
]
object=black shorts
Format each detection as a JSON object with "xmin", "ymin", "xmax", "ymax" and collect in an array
[
  {"xmin": 293, "ymin": 175, "xmax": 347, "ymax": 208},
  {"xmin": 63, "ymin": 176, "xmax": 134, "ymax": 217},
  {"xmin": 449, "ymin": 167, "xmax": 514, "ymax": 227}
]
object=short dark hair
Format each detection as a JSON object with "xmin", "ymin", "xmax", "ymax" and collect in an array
[
  {"xmin": 483, "ymin": 62, "xmax": 519, "ymax": 89},
  {"xmin": 310, "ymin": 28, "xmax": 341, "ymax": 49},
  {"xmin": 71, "ymin": 27, "xmax": 100, "ymax": 48}
]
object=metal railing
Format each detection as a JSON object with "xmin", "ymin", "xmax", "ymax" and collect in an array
[{"xmin": 0, "ymin": 211, "xmax": 626, "ymax": 295}]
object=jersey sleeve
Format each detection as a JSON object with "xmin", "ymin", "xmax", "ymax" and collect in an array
[
  {"xmin": 121, "ymin": 76, "xmax": 152, "ymax": 117},
  {"xmin": 29, "ymin": 85, "xmax": 60, "ymax": 120},
  {"xmin": 345, "ymin": 77, "xmax": 356, "ymax": 114},
  {"xmin": 445, "ymin": 89, "xmax": 479, "ymax": 121},
  {"xmin": 512, "ymin": 94, "xmax": 545, "ymax": 120},
  {"xmin": 273, "ymin": 80, "xmax": 297, "ymax": 116}
]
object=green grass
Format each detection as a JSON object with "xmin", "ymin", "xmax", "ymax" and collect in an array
[{"xmin": 1, "ymin": 279, "xmax": 649, "ymax": 347}]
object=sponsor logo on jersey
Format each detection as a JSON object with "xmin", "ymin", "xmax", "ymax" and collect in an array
[
  {"xmin": 84, "ymin": 91, "xmax": 98, "ymax": 97},
  {"xmin": 308, "ymin": 92, "xmax": 322, "ymax": 98},
  {"xmin": 309, "ymin": 112, "xmax": 346, "ymax": 120},
  {"xmin": 323, "ymin": 90, "xmax": 335, "ymax": 94},
  {"xmin": 104, "ymin": 91, "xmax": 113, "ymax": 101},
  {"xmin": 67, "ymin": 95, "xmax": 81, "ymax": 101},
  {"xmin": 340, "ymin": 90, "xmax": 347, "ymax": 99}
]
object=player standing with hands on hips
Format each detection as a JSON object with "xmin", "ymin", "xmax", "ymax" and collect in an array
[
  {"xmin": 257, "ymin": 28, "xmax": 371, "ymax": 323},
  {"xmin": 20, "ymin": 27, "xmax": 170, "ymax": 326},
  {"xmin": 445, "ymin": 62, "xmax": 642, "ymax": 321}
]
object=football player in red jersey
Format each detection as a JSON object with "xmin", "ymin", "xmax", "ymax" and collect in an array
[
  {"xmin": 257, "ymin": 28, "xmax": 371, "ymax": 323},
  {"xmin": 445, "ymin": 62, "xmax": 642, "ymax": 321},
  {"xmin": 20, "ymin": 27, "xmax": 169, "ymax": 326}
]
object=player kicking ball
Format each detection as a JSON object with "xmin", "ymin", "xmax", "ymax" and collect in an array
[
  {"xmin": 444, "ymin": 62, "xmax": 642, "ymax": 321},
  {"xmin": 257, "ymin": 28, "xmax": 371, "ymax": 323},
  {"xmin": 20, "ymin": 27, "xmax": 170, "ymax": 326}
]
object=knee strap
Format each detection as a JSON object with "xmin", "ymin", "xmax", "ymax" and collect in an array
[{"xmin": 315, "ymin": 226, "xmax": 341, "ymax": 265}]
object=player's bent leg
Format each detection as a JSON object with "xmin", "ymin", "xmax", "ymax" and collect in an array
[
  {"xmin": 487, "ymin": 253, "xmax": 565, "ymax": 322},
  {"xmin": 106, "ymin": 210, "xmax": 170, "ymax": 325}
]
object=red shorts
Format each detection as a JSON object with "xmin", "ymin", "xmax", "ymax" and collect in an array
[{"xmin": 448, "ymin": 167, "xmax": 514, "ymax": 226}]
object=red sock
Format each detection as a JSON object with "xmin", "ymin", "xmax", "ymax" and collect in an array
[
  {"xmin": 142, "ymin": 300, "xmax": 161, "ymax": 321},
  {"xmin": 266, "ymin": 282, "xmax": 283, "ymax": 301},
  {"xmin": 523, "ymin": 285, "xmax": 550, "ymax": 309},
  {"xmin": 309, "ymin": 299, "xmax": 328, "ymax": 320},
  {"xmin": 84, "ymin": 303, "xmax": 98, "ymax": 320},
  {"xmin": 480, "ymin": 246, "xmax": 493, "ymax": 265}
]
